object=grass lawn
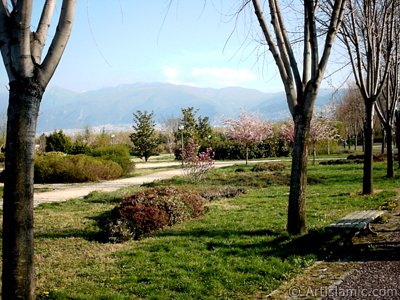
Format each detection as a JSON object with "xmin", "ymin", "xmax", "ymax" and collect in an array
[{"xmin": 0, "ymin": 161, "xmax": 399, "ymax": 299}]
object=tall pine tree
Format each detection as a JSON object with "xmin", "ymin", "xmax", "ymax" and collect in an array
[{"xmin": 130, "ymin": 111, "xmax": 160, "ymax": 162}]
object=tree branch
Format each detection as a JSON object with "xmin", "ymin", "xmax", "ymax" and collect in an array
[
  {"xmin": 31, "ymin": 0, "xmax": 56, "ymax": 65},
  {"xmin": 39, "ymin": 0, "xmax": 76, "ymax": 88},
  {"xmin": 318, "ymin": 0, "xmax": 346, "ymax": 83},
  {"xmin": 251, "ymin": 0, "xmax": 296, "ymax": 115},
  {"xmin": 13, "ymin": 0, "xmax": 34, "ymax": 77}
]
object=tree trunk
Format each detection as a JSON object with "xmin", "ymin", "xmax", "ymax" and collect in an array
[
  {"xmin": 385, "ymin": 124, "xmax": 394, "ymax": 178},
  {"xmin": 2, "ymin": 78, "xmax": 43, "ymax": 300},
  {"xmin": 312, "ymin": 142, "xmax": 316, "ymax": 165},
  {"xmin": 245, "ymin": 145, "xmax": 249, "ymax": 165},
  {"xmin": 363, "ymin": 101, "xmax": 374, "ymax": 194},
  {"xmin": 354, "ymin": 134, "xmax": 358, "ymax": 151},
  {"xmin": 396, "ymin": 110, "xmax": 400, "ymax": 169},
  {"xmin": 287, "ymin": 111, "xmax": 310, "ymax": 235},
  {"xmin": 381, "ymin": 129, "xmax": 385, "ymax": 155}
]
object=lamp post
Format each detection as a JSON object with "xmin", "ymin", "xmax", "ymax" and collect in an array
[{"xmin": 178, "ymin": 125, "xmax": 184, "ymax": 166}]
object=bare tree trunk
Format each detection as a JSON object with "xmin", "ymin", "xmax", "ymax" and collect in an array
[
  {"xmin": 249, "ymin": 0, "xmax": 346, "ymax": 236},
  {"xmin": 2, "ymin": 78, "xmax": 43, "ymax": 299},
  {"xmin": 245, "ymin": 145, "xmax": 249, "ymax": 165},
  {"xmin": 385, "ymin": 124, "xmax": 394, "ymax": 178},
  {"xmin": 363, "ymin": 101, "xmax": 374, "ymax": 194},
  {"xmin": 312, "ymin": 142, "xmax": 316, "ymax": 165},
  {"xmin": 397, "ymin": 111, "xmax": 400, "ymax": 169},
  {"xmin": 288, "ymin": 111, "xmax": 310, "ymax": 235},
  {"xmin": 354, "ymin": 134, "xmax": 357, "ymax": 151},
  {"xmin": 381, "ymin": 129, "xmax": 385, "ymax": 155}
]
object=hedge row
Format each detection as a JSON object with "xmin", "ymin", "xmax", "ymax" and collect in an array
[
  {"xmin": 34, "ymin": 153, "xmax": 123, "ymax": 183},
  {"xmin": 33, "ymin": 145, "xmax": 134, "ymax": 183},
  {"xmin": 200, "ymin": 139, "xmax": 291, "ymax": 161}
]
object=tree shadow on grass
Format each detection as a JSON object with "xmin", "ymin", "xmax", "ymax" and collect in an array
[
  {"xmin": 155, "ymin": 226, "xmax": 353, "ymax": 262},
  {"xmin": 156, "ymin": 225, "xmax": 400, "ymax": 263}
]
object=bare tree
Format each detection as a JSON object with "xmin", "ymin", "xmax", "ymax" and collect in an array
[
  {"xmin": 335, "ymin": 86, "xmax": 365, "ymax": 150},
  {"xmin": 375, "ymin": 16, "xmax": 400, "ymax": 178},
  {"xmin": 0, "ymin": 1, "xmax": 76, "ymax": 298},
  {"xmin": 246, "ymin": 0, "xmax": 346, "ymax": 234},
  {"xmin": 161, "ymin": 116, "xmax": 180, "ymax": 158},
  {"xmin": 339, "ymin": 0, "xmax": 398, "ymax": 193}
]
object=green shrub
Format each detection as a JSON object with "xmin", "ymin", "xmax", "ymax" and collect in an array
[
  {"xmin": 101, "ymin": 186, "xmax": 207, "ymax": 242},
  {"xmin": 45, "ymin": 130, "xmax": 72, "ymax": 153},
  {"xmin": 90, "ymin": 145, "xmax": 133, "ymax": 174},
  {"xmin": 68, "ymin": 140, "xmax": 92, "ymax": 155},
  {"xmin": 34, "ymin": 153, "xmax": 123, "ymax": 183}
]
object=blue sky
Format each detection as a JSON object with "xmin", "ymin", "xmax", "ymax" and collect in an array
[{"xmin": 0, "ymin": 1, "xmax": 348, "ymax": 94}]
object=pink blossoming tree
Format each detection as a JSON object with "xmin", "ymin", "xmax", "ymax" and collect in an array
[
  {"xmin": 224, "ymin": 110, "xmax": 273, "ymax": 164},
  {"xmin": 181, "ymin": 139, "xmax": 215, "ymax": 183},
  {"xmin": 280, "ymin": 115, "xmax": 339, "ymax": 164}
]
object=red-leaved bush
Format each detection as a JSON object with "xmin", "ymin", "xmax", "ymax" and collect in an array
[{"xmin": 101, "ymin": 186, "xmax": 207, "ymax": 242}]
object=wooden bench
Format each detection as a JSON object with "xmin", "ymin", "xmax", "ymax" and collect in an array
[{"xmin": 327, "ymin": 210, "xmax": 385, "ymax": 246}]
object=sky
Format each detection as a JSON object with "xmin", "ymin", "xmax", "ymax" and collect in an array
[{"xmin": 0, "ymin": 1, "xmax": 349, "ymax": 94}]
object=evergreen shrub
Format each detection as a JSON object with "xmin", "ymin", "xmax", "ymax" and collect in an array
[
  {"xmin": 34, "ymin": 153, "xmax": 123, "ymax": 183},
  {"xmin": 90, "ymin": 145, "xmax": 134, "ymax": 174}
]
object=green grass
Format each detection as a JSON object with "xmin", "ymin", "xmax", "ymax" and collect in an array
[{"xmin": 0, "ymin": 161, "xmax": 399, "ymax": 299}]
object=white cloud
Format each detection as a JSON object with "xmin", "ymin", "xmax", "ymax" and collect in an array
[
  {"xmin": 162, "ymin": 66, "xmax": 259, "ymax": 89},
  {"xmin": 191, "ymin": 67, "xmax": 257, "ymax": 86},
  {"xmin": 162, "ymin": 66, "xmax": 180, "ymax": 84}
]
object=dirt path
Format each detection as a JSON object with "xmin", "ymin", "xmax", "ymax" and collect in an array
[
  {"xmin": 0, "ymin": 161, "xmax": 239, "ymax": 208},
  {"xmin": 0, "ymin": 157, "xmax": 320, "ymax": 208},
  {"xmin": 31, "ymin": 168, "xmax": 186, "ymax": 207}
]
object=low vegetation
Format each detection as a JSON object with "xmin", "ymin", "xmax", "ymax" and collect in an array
[
  {"xmin": 0, "ymin": 160, "xmax": 397, "ymax": 298},
  {"xmin": 34, "ymin": 153, "xmax": 123, "ymax": 183},
  {"xmin": 100, "ymin": 186, "xmax": 207, "ymax": 242},
  {"xmin": 89, "ymin": 145, "xmax": 134, "ymax": 175},
  {"xmin": 33, "ymin": 145, "xmax": 134, "ymax": 183}
]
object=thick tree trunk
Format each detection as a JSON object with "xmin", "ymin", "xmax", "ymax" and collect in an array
[
  {"xmin": 287, "ymin": 111, "xmax": 310, "ymax": 235},
  {"xmin": 385, "ymin": 124, "xmax": 394, "ymax": 178},
  {"xmin": 381, "ymin": 129, "xmax": 385, "ymax": 155},
  {"xmin": 363, "ymin": 101, "xmax": 374, "ymax": 194},
  {"xmin": 2, "ymin": 78, "xmax": 43, "ymax": 300}
]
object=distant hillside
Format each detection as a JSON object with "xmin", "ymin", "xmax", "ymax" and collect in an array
[{"xmin": 0, "ymin": 82, "xmax": 341, "ymax": 132}]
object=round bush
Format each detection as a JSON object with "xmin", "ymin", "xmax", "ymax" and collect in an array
[
  {"xmin": 101, "ymin": 186, "xmax": 207, "ymax": 242},
  {"xmin": 34, "ymin": 153, "xmax": 123, "ymax": 183}
]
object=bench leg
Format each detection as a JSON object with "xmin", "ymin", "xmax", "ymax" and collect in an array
[
  {"xmin": 344, "ymin": 233, "xmax": 354, "ymax": 247},
  {"xmin": 355, "ymin": 223, "xmax": 378, "ymax": 237}
]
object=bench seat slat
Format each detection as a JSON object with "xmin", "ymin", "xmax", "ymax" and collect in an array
[{"xmin": 327, "ymin": 210, "xmax": 384, "ymax": 230}]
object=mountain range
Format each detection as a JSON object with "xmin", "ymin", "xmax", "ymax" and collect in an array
[{"xmin": 0, "ymin": 82, "xmax": 340, "ymax": 133}]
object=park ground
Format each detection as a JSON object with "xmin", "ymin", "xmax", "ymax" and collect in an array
[{"xmin": 0, "ymin": 154, "xmax": 399, "ymax": 299}]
